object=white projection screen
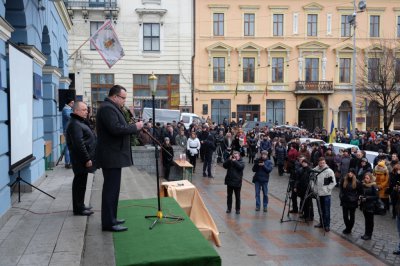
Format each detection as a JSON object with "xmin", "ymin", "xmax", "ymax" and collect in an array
[{"xmin": 9, "ymin": 44, "xmax": 34, "ymax": 173}]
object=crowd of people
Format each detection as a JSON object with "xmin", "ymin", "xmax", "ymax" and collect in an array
[
  {"xmin": 62, "ymin": 91, "xmax": 400, "ymax": 252},
  {"xmin": 134, "ymin": 118, "xmax": 400, "ymax": 254}
]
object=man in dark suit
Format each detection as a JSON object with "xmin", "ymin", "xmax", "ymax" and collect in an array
[
  {"xmin": 96, "ymin": 85, "xmax": 143, "ymax": 232},
  {"xmin": 66, "ymin": 101, "xmax": 96, "ymax": 216}
]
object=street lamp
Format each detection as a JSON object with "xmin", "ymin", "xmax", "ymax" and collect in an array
[{"xmin": 351, "ymin": 0, "xmax": 366, "ymax": 136}]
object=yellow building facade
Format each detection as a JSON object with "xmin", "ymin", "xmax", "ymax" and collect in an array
[{"xmin": 194, "ymin": 0, "xmax": 400, "ymax": 131}]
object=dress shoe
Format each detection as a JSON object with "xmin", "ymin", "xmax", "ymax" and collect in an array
[
  {"xmin": 314, "ymin": 223, "xmax": 323, "ymax": 228},
  {"xmin": 115, "ymin": 219, "xmax": 125, "ymax": 225},
  {"xmin": 393, "ymin": 250, "xmax": 400, "ymax": 255},
  {"xmin": 289, "ymin": 209, "xmax": 298, "ymax": 214},
  {"xmin": 74, "ymin": 210, "xmax": 94, "ymax": 216},
  {"xmin": 263, "ymin": 208, "xmax": 268, "ymax": 213},
  {"xmin": 208, "ymin": 175, "xmax": 214, "ymax": 178},
  {"xmin": 255, "ymin": 207, "xmax": 260, "ymax": 211},
  {"xmin": 102, "ymin": 225, "xmax": 128, "ymax": 232},
  {"xmin": 84, "ymin": 205, "xmax": 93, "ymax": 211},
  {"xmin": 342, "ymin": 229, "xmax": 351, "ymax": 235},
  {"xmin": 202, "ymin": 173, "xmax": 207, "ymax": 177},
  {"xmin": 235, "ymin": 210, "xmax": 240, "ymax": 214},
  {"xmin": 361, "ymin": 235, "xmax": 371, "ymax": 240},
  {"xmin": 324, "ymin": 227, "xmax": 330, "ymax": 232},
  {"xmin": 226, "ymin": 209, "xmax": 231, "ymax": 213}
]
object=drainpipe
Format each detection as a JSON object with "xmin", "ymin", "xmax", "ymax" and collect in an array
[{"xmin": 191, "ymin": 0, "xmax": 196, "ymax": 112}]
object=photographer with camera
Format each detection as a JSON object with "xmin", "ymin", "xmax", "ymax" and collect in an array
[
  {"xmin": 313, "ymin": 157, "xmax": 336, "ymax": 232},
  {"xmin": 223, "ymin": 151, "xmax": 245, "ymax": 214},
  {"xmin": 294, "ymin": 158, "xmax": 314, "ymax": 221},
  {"xmin": 252, "ymin": 150, "xmax": 273, "ymax": 212}
]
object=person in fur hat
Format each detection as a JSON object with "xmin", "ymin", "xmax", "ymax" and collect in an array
[
  {"xmin": 360, "ymin": 172, "xmax": 379, "ymax": 240},
  {"xmin": 374, "ymin": 160, "xmax": 390, "ymax": 210}
]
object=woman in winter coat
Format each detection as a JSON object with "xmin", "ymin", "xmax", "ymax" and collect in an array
[
  {"xmin": 389, "ymin": 163, "xmax": 400, "ymax": 218},
  {"xmin": 161, "ymin": 137, "xmax": 174, "ymax": 181},
  {"xmin": 187, "ymin": 131, "xmax": 200, "ymax": 172},
  {"xmin": 374, "ymin": 160, "xmax": 390, "ymax": 210},
  {"xmin": 360, "ymin": 172, "xmax": 379, "ymax": 240},
  {"xmin": 247, "ymin": 132, "xmax": 258, "ymax": 164},
  {"xmin": 275, "ymin": 142, "xmax": 287, "ymax": 176},
  {"xmin": 340, "ymin": 168, "xmax": 362, "ymax": 234},
  {"xmin": 294, "ymin": 159, "xmax": 313, "ymax": 220}
]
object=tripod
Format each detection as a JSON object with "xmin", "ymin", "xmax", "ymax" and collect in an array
[
  {"xmin": 9, "ymin": 169, "xmax": 55, "ymax": 203},
  {"xmin": 280, "ymin": 178, "xmax": 294, "ymax": 223},
  {"xmin": 294, "ymin": 171, "xmax": 325, "ymax": 235}
]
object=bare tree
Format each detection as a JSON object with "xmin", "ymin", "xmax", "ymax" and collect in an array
[{"xmin": 357, "ymin": 41, "xmax": 400, "ymax": 134}]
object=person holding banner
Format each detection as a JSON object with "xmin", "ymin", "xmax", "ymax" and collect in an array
[{"xmin": 96, "ymin": 85, "xmax": 143, "ymax": 232}]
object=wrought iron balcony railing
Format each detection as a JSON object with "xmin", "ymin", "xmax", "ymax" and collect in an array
[
  {"xmin": 64, "ymin": 0, "xmax": 117, "ymax": 9},
  {"xmin": 295, "ymin": 81, "xmax": 333, "ymax": 93}
]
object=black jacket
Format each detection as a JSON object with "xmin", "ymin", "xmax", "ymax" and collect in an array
[
  {"xmin": 339, "ymin": 178, "xmax": 363, "ymax": 208},
  {"xmin": 360, "ymin": 182, "xmax": 379, "ymax": 213},
  {"xmin": 95, "ymin": 98, "xmax": 138, "ymax": 168},
  {"xmin": 223, "ymin": 157, "xmax": 245, "ymax": 187},
  {"xmin": 202, "ymin": 135, "xmax": 216, "ymax": 160},
  {"xmin": 66, "ymin": 113, "xmax": 97, "ymax": 174}
]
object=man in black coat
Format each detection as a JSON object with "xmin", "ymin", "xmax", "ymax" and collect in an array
[
  {"xmin": 223, "ymin": 151, "xmax": 245, "ymax": 214},
  {"xmin": 96, "ymin": 85, "xmax": 143, "ymax": 232},
  {"xmin": 66, "ymin": 101, "xmax": 96, "ymax": 216}
]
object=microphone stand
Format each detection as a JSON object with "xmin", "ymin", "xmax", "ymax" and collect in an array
[{"xmin": 142, "ymin": 114, "xmax": 182, "ymax": 230}]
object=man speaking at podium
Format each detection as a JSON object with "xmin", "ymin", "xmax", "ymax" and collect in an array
[{"xmin": 96, "ymin": 85, "xmax": 143, "ymax": 232}]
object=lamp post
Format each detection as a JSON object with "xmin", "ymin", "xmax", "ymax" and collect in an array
[{"xmin": 351, "ymin": 0, "xmax": 366, "ymax": 136}]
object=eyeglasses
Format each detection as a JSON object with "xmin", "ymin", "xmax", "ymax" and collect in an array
[{"xmin": 116, "ymin": 95, "xmax": 126, "ymax": 100}]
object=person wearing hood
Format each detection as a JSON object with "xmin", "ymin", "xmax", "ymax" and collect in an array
[
  {"xmin": 357, "ymin": 157, "xmax": 372, "ymax": 181},
  {"xmin": 252, "ymin": 150, "xmax": 273, "ymax": 212},
  {"xmin": 339, "ymin": 168, "xmax": 363, "ymax": 234},
  {"xmin": 202, "ymin": 135, "xmax": 216, "ymax": 178},
  {"xmin": 223, "ymin": 151, "xmax": 245, "ymax": 214},
  {"xmin": 374, "ymin": 160, "xmax": 390, "ymax": 210},
  {"xmin": 360, "ymin": 172, "xmax": 379, "ymax": 240},
  {"xmin": 161, "ymin": 137, "xmax": 174, "ymax": 181}
]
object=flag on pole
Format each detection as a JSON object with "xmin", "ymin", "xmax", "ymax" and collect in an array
[
  {"xmin": 329, "ymin": 111, "xmax": 335, "ymax": 143},
  {"xmin": 347, "ymin": 112, "xmax": 352, "ymax": 138},
  {"xmin": 90, "ymin": 20, "xmax": 125, "ymax": 68}
]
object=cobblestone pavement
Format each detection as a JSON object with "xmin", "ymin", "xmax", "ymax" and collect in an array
[{"xmin": 199, "ymin": 158, "xmax": 399, "ymax": 265}]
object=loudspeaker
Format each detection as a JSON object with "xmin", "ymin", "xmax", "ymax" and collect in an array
[{"xmin": 58, "ymin": 89, "xmax": 76, "ymax": 111}]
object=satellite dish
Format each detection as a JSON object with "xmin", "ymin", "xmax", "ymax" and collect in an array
[{"xmin": 358, "ymin": 0, "xmax": 367, "ymax": 11}]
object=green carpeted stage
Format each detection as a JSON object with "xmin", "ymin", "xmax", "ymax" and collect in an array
[{"xmin": 114, "ymin": 197, "xmax": 221, "ymax": 266}]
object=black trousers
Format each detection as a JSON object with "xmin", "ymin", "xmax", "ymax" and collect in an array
[
  {"xmin": 163, "ymin": 163, "xmax": 171, "ymax": 180},
  {"xmin": 227, "ymin": 185, "xmax": 241, "ymax": 211},
  {"xmin": 342, "ymin": 206, "xmax": 356, "ymax": 231},
  {"xmin": 72, "ymin": 172, "xmax": 88, "ymax": 214},
  {"xmin": 291, "ymin": 190, "xmax": 298, "ymax": 212},
  {"xmin": 102, "ymin": 168, "xmax": 122, "ymax": 228},
  {"xmin": 363, "ymin": 210, "xmax": 374, "ymax": 236},
  {"xmin": 189, "ymin": 154, "xmax": 197, "ymax": 170}
]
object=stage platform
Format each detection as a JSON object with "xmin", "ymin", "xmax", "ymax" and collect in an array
[{"xmin": 113, "ymin": 197, "xmax": 221, "ymax": 266}]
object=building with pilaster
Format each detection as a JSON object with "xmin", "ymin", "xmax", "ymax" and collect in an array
[
  {"xmin": 194, "ymin": 0, "xmax": 400, "ymax": 131},
  {"xmin": 65, "ymin": 0, "xmax": 194, "ymax": 115},
  {"xmin": 0, "ymin": 0, "xmax": 71, "ymax": 223}
]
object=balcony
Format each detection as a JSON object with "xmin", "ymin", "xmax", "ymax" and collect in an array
[
  {"xmin": 294, "ymin": 81, "xmax": 333, "ymax": 94},
  {"xmin": 64, "ymin": 0, "xmax": 118, "ymax": 9}
]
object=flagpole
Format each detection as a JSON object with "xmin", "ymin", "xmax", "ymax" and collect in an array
[{"xmin": 68, "ymin": 37, "xmax": 91, "ymax": 61}]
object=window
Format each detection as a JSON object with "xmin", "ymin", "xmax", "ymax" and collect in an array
[
  {"xmin": 339, "ymin": 58, "xmax": 351, "ymax": 83},
  {"xmin": 307, "ymin": 14, "xmax": 318, "ymax": 36},
  {"xmin": 272, "ymin": 57, "xmax": 284, "ymax": 83},
  {"xmin": 305, "ymin": 58, "xmax": 319, "ymax": 81},
  {"xmin": 211, "ymin": 99, "xmax": 230, "ymax": 124},
  {"xmin": 91, "ymin": 74, "xmax": 114, "ymax": 114},
  {"xmin": 244, "ymin": 13, "xmax": 255, "ymax": 36},
  {"xmin": 213, "ymin": 13, "xmax": 224, "ymax": 36},
  {"xmin": 395, "ymin": 59, "xmax": 400, "ymax": 83},
  {"xmin": 398, "ymin": 16, "xmax": 400, "ymax": 38},
  {"xmin": 341, "ymin": 15, "xmax": 351, "ymax": 37},
  {"xmin": 213, "ymin": 57, "xmax": 225, "ymax": 83},
  {"xmin": 368, "ymin": 58, "xmax": 380, "ymax": 82},
  {"xmin": 90, "ymin": 22, "xmax": 103, "ymax": 50},
  {"xmin": 267, "ymin": 100, "xmax": 285, "ymax": 125},
  {"xmin": 370, "ymin": 15, "xmax": 380, "ymax": 37},
  {"xmin": 143, "ymin": 23, "xmax": 160, "ymax": 51},
  {"xmin": 273, "ymin": 14, "xmax": 283, "ymax": 36},
  {"xmin": 243, "ymin": 57, "xmax": 255, "ymax": 83}
]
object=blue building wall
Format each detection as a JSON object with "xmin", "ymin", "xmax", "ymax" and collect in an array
[{"xmin": 0, "ymin": 0, "xmax": 70, "ymax": 218}]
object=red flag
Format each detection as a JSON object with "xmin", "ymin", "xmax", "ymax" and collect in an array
[{"xmin": 90, "ymin": 20, "xmax": 125, "ymax": 68}]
